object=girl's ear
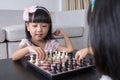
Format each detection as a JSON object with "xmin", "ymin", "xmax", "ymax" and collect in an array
[{"xmin": 25, "ymin": 23, "xmax": 30, "ymax": 31}]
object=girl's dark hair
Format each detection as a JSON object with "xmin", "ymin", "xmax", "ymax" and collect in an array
[
  {"xmin": 87, "ymin": 0, "xmax": 120, "ymax": 80},
  {"xmin": 25, "ymin": 6, "xmax": 53, "ymax": 42}
]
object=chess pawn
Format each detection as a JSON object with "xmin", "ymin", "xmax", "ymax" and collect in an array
[
  {"xmin": 49, "ymin": 49, "xmax": 53, "ymax": 61},
  {"xmin": 49, "ymin": 49, "xmax": 52, "ymax": 57},
  {"xmin": 79, "ymin": 59, "xmax": 83, "ymax": 67},
  {"xmin": 69, "ymin": 61, "xmax": 74, "ymax": 70},
  {"xmin": 61, "ymin": 51, "xmax": 65, "ymax": 59},
  {"xmin": 58, "ymin": 63, "xmax": 62, "ymax": 72},
  {"xmin": 52, "ymin": 54, "xmax": 56, "ymax": 61},
  {"xmin": 51, "ymin": 64, "xmax": 57, "ymax": 74},
  {"xmin": 57, "ymin": 51, "xmax": 61, "ymax": 60},
  {"xmin": 29, "ymin": 55, "xmax": 34, "ymax": 63},
  {"xmin": 65, "ymin": 52, "xmax": 68, "ymax": 60},
  {"xmin": 48, "ymin": 64, "xmax": 52, "ymax": 71},
  {"xmin": 35, "ymin": 58, "xmax": 39, "ymax": 66},
  {"xmin": 55, "ymin": 51, "xmax": 57, "ymax": 55},
  {"xmin": 40, "ymin": 60, "xmax": 45, "ymax": 64},
  {"xmin": 62, "ymin": 62, "xmax": 68, "ymax": 71},
  {"xmin": 89, "ymin": 58, "xmax": 94, "ymax": 65}
]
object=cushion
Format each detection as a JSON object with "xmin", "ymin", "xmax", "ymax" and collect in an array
[
  {"xmin": 53, "ymin": 25, "xmax": 84, "ymax": 38},
  {"xmin": 2, "ymin": 24, "xmax": 26, "ymax": 41}
]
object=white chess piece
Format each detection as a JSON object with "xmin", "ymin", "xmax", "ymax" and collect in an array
[
  {"xmin": 57, "ymin": 51, "xmax": 61, "ymax": 60},
  {"xmin": 65, "ymin": 52, "xmax": 68, "ymax": 60},
  {"xmin": 61, "ymin": 51, "xmax": 65, "ymax": 59},
  {"xmin": 29, "ymin": 55, "xmax": 34, "ymax": 63},
  {"xmin": 54, "ymin": 51, "xmax": 58, "ymax": 59},
  {"xmin": 40, "ymin": 60, "xmax": 44, "ymax": 64},
  {"xmin": 35, "ymin": 58, "xmax": 39, "ymax": 66},
  {"xmin": 52, "ymin": 54, "xmax": 56, "ymax": 61},
  {"xmin": 49, "ymin": 49, "xmax": 52, "ymax": 56}
]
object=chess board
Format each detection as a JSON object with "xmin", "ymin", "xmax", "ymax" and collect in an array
[{"xmin": 26, "ymin": 51, "xmax": 95, "ymax": 80}]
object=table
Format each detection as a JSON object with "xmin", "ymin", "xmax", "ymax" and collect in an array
[{"xmin": 0, "ymin": 59, "xmax": 101, "ymax": 80}]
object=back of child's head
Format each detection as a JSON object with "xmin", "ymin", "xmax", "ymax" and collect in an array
[
  {"xmin": 87, "ymin": 0, "xmax": 120, "ymax": 79},
  {"xmin": 23, "ymin": 6, "xmax": 53, "ymax": 41}
]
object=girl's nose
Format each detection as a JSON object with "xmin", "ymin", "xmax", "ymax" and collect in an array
[{"xmin": 37, "ymin": 25, "xmax": 42, "ymax": 31}]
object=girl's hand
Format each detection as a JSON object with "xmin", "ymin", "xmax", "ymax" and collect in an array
[
  {"xmin": 53, "ymin": 29, "xmax": 66, "ymax": 37},
  {"xmin": 28, "ymin": 46, "xmax": 45, "ymax": 60},
  {"xmin": 75, "ymin": 48, "xmax": 89, "ymax": 63}
]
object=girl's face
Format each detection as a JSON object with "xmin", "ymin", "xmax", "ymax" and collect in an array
[{"xmin": 26, "ymin": 22, "xmax": 49, "ymax": 41}]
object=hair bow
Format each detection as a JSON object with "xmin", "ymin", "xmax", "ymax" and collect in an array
[{"xmin": 23, "ymin": 5, "xmax": 37, "ymax": 21}]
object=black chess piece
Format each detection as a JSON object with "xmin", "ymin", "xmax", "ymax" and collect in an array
[
  {"xmin": 65, "ymin": 60, "xmax": 69, "ymax": 68},
  {"xmin": 89, "ymin": 58, "xmax": 94, "ymax": 65},
  {"xmin": 73, "ymin": 59, "xmax": 77, "ymax": 66},
  {"xmin": 69, "ymin": 53, "xmax": 73, "ymax": 60},
  {"xmin": 79, "ymin": 59, "xmax": 83, "ymax": 67},
  {"xmin": 52, "ymin": 66, "xmax": 57, "ymax": 74},
  {"xmin": 69, "ymin": 61, "xmax": 74, "ymax": 69},
  {"xmin": 48, "ymin": 64, "xmax": 52, "ymax": 71},
  {"xmin": 82, "ymin": 58, "xmax": 87, "ymax": 66},
  {"xmin": 54, "ymin": 63, "xmax": 58, "ymax": 70},
  {"xmin": 58, "ymin": 63, "xmax": 62, "ymax": 72},
  {"xmin": 62, "ymin": 62, "xmax": 68, "ymax": 71}
]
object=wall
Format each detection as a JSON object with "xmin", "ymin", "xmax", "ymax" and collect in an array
[
  {"xmin": 0, "ymin": 0, "xmax": 60, "ymax": 27},
  {"xmin": 54, "ymin": 10, "xmax": 87, "ymax": 27},
  {"xmin": 0, "ymin": 0, "xmax": 59, "ymax": 11},
  {"xmin": 0, "ymin": 0, "xmax": 87, "ymax": 28},
  {"xmin": 0, "ymin": 10, "xmax": 23, "ymax": 27}
]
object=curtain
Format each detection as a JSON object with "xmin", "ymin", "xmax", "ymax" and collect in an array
[{"xmin": 62, "ymin": 0, "xmax": 90, "ymax": 11}]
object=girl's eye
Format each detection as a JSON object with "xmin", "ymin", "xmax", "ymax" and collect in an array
[
  {"xmin": 32, "ymin": 25, "xmax": 37, "ymax": 27},
  {"xmin": 42, "ymin": 25, "xmax": 47, "ymax": 27}
]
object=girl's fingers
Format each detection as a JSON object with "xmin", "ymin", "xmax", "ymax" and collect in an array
[
  {"xmin": 38, "ymin": 47, "xmax": 45, "ymax": 60},
  {"xmin": 75, "ymin": 52, "xmax": 80, "ymax": 63},
  {"xmin": 28, "ymin": 47, "xmax": 39, "ymax": 58},
  {"xmin": 41, "ymin": 50, "xmax": 45, "ymax": 60},
  {"xmin": 53, "ymin": 29, "xmax": 60, "ymax": 36},
  {"xmin": 36, "ymin": 48, "xmax": 42, "ymax": 60},
  {"xmin": 75, "ymin": 51, "xmax": 83, "ymax": 63}
]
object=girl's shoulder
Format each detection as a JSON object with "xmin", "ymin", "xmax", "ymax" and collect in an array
[
  {"xmin": 21, "ymin": 38, "xmax": 29, "ymax": 42},
  {"xmin": 20, "ymin": 39, "xmax": 30, "ymax": 43},
  {"xmin": 19, "ymin": 39, "xmax": 31, "ymax": 46}
]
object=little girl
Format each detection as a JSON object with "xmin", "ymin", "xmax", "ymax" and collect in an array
[{"xmin": 12, "ymin": 6, "xmax": 74, "ymax": 61}]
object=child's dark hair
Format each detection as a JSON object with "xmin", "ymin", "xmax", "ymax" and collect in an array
[
  {"xmin": 25, "ymin": 6, "xmax": 53, "ymax": 42},
  {"xmin": 87, "ymin": 0, "xmax": 120, "ymax": 80}
]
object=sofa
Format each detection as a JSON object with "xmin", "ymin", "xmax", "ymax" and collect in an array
[
  {"xmin": 0, "ymin": 10, "xmax": 89, "ymax": 60},
  {"xmin": 0, "ymin": 24, "xmax": 89, "ymax": 60}
]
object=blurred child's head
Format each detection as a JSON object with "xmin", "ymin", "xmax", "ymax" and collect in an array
[
  {"xmin": 87, "ymin": 0, "xmax": 120, "ymax": 79},
  {"xmin": 23, "ymin": 6, "xmax": 53, "ymax": 41}
]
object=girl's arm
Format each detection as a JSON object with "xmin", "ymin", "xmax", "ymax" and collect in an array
[
  {"xmin": 12, "ymin": 45, "xmax": 45, "ymax": 61},
  {"xmin": 53, "ymin": 29, "xmax": 74, "ymax": 53},
  {"xmin": 12, "ymin": 45, "xmax": 29, "ymax": 61}
]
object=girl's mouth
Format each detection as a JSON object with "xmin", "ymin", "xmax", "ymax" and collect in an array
[{"xmin": 36, "ymin": 34, "xmax": 43, "ymax": 37}]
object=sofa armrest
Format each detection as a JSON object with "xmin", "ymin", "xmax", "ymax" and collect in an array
[
  {"xmin": 0, "ymin": 28, "xmax": 5, "ymax": 42},
  {"xmin": 2, "ymin": 24, "xmax": 26, "ymax": 41}
]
